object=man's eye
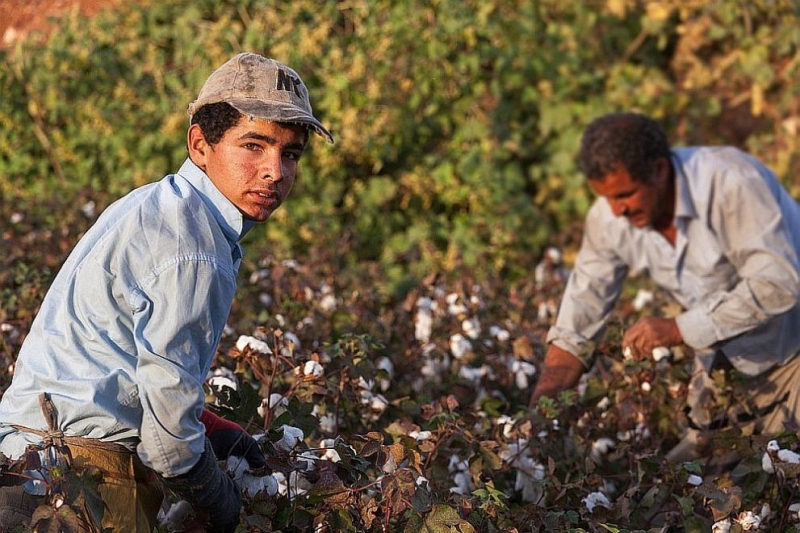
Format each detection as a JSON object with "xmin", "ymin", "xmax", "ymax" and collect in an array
[
  {"xmin": 244, "ymin": 143, "xmax": 261, "ymax": 151},
  {"xmin": 284, "ymin": 152, "xmax": 302, "ymax": 161}
]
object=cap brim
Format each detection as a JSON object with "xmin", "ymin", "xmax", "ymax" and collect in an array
[{"xmin": 228, "ymin": 99, "xmax": 334, "ymax": 144}]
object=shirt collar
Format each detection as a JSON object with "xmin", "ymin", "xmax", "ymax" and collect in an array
[
  {"xmin": 671, "ymin": 150, "xmax": 696, "ymax": 221},
  {"xmin": 176, "ymin": 158, "xmax": 256, "ymax": 242}
]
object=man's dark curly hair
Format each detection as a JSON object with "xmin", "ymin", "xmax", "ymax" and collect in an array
[
  {"xmin": 578, "ymin": 112, "xmax": 671, "ymax": 183},
  {"xmin": 190, "ymin": 102, "xmax": 311, "ymax": 145},
  {"xmin": 190, "ymin": 102, "xmax": 243, "ymax": 145}
]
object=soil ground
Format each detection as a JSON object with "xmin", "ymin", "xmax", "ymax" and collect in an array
[{"xmin": 0, "ymin": 0, "xmax": 120, "ymax": 46}]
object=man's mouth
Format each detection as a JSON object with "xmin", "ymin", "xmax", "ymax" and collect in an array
[{"xmin": 254, "ymin": 191, "xmax": 279, "ymax": 203}]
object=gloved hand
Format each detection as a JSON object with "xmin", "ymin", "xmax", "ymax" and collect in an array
[
  {"xmin": 160, "ymin": 438, "xmax": 241, "ymax": 533},
  {"xmin": 201, "ymin": 409, "xmax": 267, "ymax": 469}
]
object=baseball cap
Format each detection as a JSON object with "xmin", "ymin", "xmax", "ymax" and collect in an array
[{"xmin": 187, "ymin": 53, "xmax": 334, "ymax": 144}]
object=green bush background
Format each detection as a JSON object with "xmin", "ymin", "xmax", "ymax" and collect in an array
[{"xmin": 1, "ymin": 0, "xmax": 798, "ymax": 293}]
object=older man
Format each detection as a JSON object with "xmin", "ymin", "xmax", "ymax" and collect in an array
[{"xmin": 531, "ymin": 112, "xmax": 800, "ymax": 464}]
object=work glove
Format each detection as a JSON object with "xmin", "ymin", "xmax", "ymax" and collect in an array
[
  {"xmin": 201, "ymin": 408, "xmax": 267, "ymax": 469},
  {"xmin": 159, "ymin": 438, "xmax": 241, "ymax": 533}
]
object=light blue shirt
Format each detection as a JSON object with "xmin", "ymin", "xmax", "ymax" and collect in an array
[
  {"xmin": 0, "ymin": 159, "xmax": 254, "ymax": 477},
  {"xmin": 548, "ymin": 147, "xmax": 800, "ymax": 376}
]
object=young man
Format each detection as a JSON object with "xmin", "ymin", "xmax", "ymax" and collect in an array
[
  {"xmin": 531, "ymin": 112, "xmax": 800, "ymax": 464},
  {"xmin": 0, "ymin": 52, "xmax": 333, "ymax": 532}
]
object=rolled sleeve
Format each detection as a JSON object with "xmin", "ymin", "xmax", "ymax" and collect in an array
[
  {"xmin": 675, "ymin": 307, "xmax": 719, "ymax": 350},
  {"xmin": 131, "ymin": 256, "xmax": 237, "ymax": 477}
]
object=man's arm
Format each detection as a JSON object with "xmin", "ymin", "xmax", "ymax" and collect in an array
[{"xmin": 529, "ymin": 343, "xmax": 586, "ymax": 407}]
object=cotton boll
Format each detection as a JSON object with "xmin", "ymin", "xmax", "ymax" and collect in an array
[
  {"xmin": 81, "ymin": 200, "xmax": 96, "ymax": 219},
  {"xmin": 582, "ymin": 491, "xmax": 611, "ymax": 513},
  {"xmin": 458, "ymin": 364, "xmax": 488, "ymax": 384},
  {"xmin": 272, "ymin": 472, "xmax": 288, "ymax": 496},
  {"xmin": 376, "ymin": 356, "xmax": 394, "ymax": 391},
  {"xmin": 414, "ymin": 298, "xmax": 434, "ymax": 343},
  {"xmin": 449, "ymin": 334, "xmax": 473, "ymax": 360},
  {"xmin": 652, "ymin": 346, "xmax": 671, "ymax": 362},
  {"xmin": 632, "ymin": 289, "xmax": 654, "ymax": 311},
  {"xmin": 778, "ymin": 448, "xmax": 800, "ymax": 464},
  {"xmin": 275, "ymin": 425, "xmax": 304, "ymax": 452},
  {"xmin": 259, "ymin": 393, "xmax": 288, "ymax": 419},
  {"xmin": 759, "ymin": 503, "xmax": 772, "ymax": 522},
  {"xmin": 263, "ymin": 475, "xmax": 280, "ymax": 496},
  {"xmin": 590, "ymin": 438, "xmax": 616, "ymax": 463},
  {"xmin": 296, "ymin": 360, "xmax": 324, "ymax": 378},
  {"xmin": 226, "ymin": 455, "xmax": 251, "ymax": 482},
  {"xmin": 490, "ymin": 325, "xmax": 511, "ymax": 342},
  {"xmin": 734, "ymin": 511, "xmax": 760, "ymax": 530},
  {"xmin": 409, "ymin": 430, "xmax": 432, "ymax": 441},
  {"xmin": 446, "ymin": 293, "xmax": 468, "ymax": 316},
  {"xmin": 235, "ymin": 335, "xmax": 273, "ymax": 355},
  {"xmin": 280, "ymin": 331, "xmax": 302, "ymax": 356},
  {"xmin": 762, "ymin": 452, "xmax": 776, "ymax": 474},
  {"xmin": 207, "ymin": 372, "xmax": 238, "ymax": 404},
  {"xmin": 160, "ymin": 500, "xmax": 194, "ymax": 530},
  {"xmin": 450, "ymin": 471, "xmax": 473, "ymax": 495},
  {"xmin": 319, "ymin": 293, "xmax": 337, "ymax": 312},
  {"xmin": 318, "ymin": 413, "xmax": 337, "ymax": 434},
  {"xmin": 712, "ymin": 519, "xmax": 732, "ymax": 533},
  {"xmin": 462, "ymin": 317, "xmax": 481, "ymax": 339},
  {"xmin": 512, "ymin": 360, "xmax": 537, "ymax": 390}
]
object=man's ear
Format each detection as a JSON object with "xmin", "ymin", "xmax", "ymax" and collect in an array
[
  {"xmin": 655, "ymin": 156, "xmax": 671, "ymax": 182},
  {"xmin": 187, "ymin": 123, "xmax": 210, "ymax": 170}
]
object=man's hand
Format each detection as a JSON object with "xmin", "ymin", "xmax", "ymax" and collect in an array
[
  {"xmin": 529, "ymin": 344, "xmax": 586, "ymax": 408},
  {"xmin": 201, "ymin": 409, "xmax": 266, "ymax": 469},
  {"xmin": 159, "ymin": 438, "xmax": 242, "ymax": 533},
  {"xmin": 621, "ymin": 317, "xmax": 683, "ymax": 360}
]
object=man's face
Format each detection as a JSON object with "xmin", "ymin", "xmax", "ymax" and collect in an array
[
  {"xmin": 589, "ymin": 160, "xmax": 672, "ymax": 231},
  {"xmin": 189, "ymin": 117, "xmax": 307, "ymax": 222}
]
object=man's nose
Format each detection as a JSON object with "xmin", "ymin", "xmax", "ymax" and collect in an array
[
  {"xmin": 261, "ymin": 154, "xmax": 283, "ymax": 181},
  {"xmin": 610, "ymin": 200, "xmax": 628, "ymax": 217}
]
